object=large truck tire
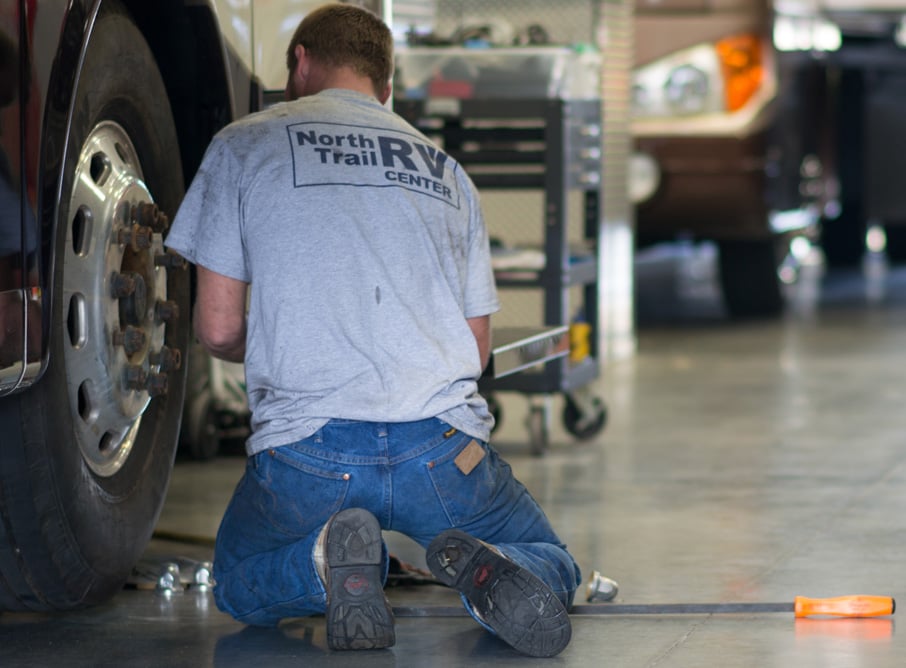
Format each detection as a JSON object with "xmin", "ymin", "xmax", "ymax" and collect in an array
[
  {"xmin": 821, "ymin": 212, "xmax": 865, "ymax": 267},
  {"xmin": 821, "ymin": 69, "xmax": 865, "ymax": 268},
  {"xmin": 718, "ymin": 239, "xmax": 784, "ymax": 319},
  {"xmin": 882, "ymin": 225, "xmax": 906, "ymax": 264},
  {"xmin": 0, "ymin": 2, "xmax": 189, "ymax": 611}
]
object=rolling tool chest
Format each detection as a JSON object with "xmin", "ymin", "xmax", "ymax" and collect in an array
[{"xmin": 395, "ymin": 94, "xmax": 608, "ymax": 454}]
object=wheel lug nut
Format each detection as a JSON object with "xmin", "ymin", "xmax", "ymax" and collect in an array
[
  {"xmin": 123, "ymin": 366, "xmax": 168, "ymax": 396},
  {"xmin": 155, "ymin": 300, "xmax": 179, "ymax": 323},
  {"xmin": 118, "ymin": 223, "xmax": 153, "ymax": 251},
  {"xmin": 113, "ymin": 325, "xmax": 147, "ymax": 356},
  {"xmin": 145, "ymin": 371, "xmax": 168, "ymax": 397},
  {"xmin": 155, "ymin": 252, "xmax": 186, "ymax": 269},
  {"xmin": 110, "ymin": 272, "xmax": 136, "ymax": 298},
  {"xmin": 134, "ymin": 202, "xmax": 169, "ymax": 233},
  {"xmin": 150, "ymin": 345, "xmax": 182, "ymax": 371},
  {"xmin": 123, "ymin": 364, "xmax": 147, "ymax": 391}
]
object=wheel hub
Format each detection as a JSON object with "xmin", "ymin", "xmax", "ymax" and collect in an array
[{"xmin": 64, "ymin": 121, "xmax": 182, "ymax": 477}]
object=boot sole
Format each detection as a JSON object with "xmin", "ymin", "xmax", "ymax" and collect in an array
[
  {"xmin": 325, "ymin": 508, "xmax": 395, "ymax": 650},
  {"xmin": 426, "ymin": 529, "xmax": 571, "ymax": 658}
]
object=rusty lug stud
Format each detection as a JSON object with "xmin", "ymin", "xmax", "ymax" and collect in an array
[
  {"xmin": 156, "ymin": 211, "xmax": 170, "ymax": 233},
  {"xmin": 150, "ymin": 346, "xmax": 182, "ymax": 371},
  {"xmin": 123, "ymin": 366, "xmax": 167, "ymax": 396},
  {"xmin": 134, "ymin": 202, "xmax": 169, "ymax": 233},
  {"xmin": 155, "ymin": 299, "xmax": 179, "ymax": 323},
  {"xmin": 110, "ymin": 271, "xmax": 137, "ymax": 299},
  {"xmin": 154, "ymin": 252, "xmax": 187, "ymax": 269},
  {"xmin": 113, "ymin": 325, "xmax": 147, "ymax": 356},
  {"xmin": 145, "ymin": 371, "xmax": 168, "ymax": 397},
  {"xmin": 117, "ymin": 223, "xmax": 154, "ymax": 251},
  {"xmin": 123, "ymin": 365, "xmax": 147, "ymax": 392}
]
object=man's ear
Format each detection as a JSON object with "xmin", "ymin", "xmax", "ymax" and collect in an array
[
  {"xmin": 293, "ymin": 44, "xmax": 309, "ymax": 83},
  {"xmin": 378, "ymin": 81, "xmax": 392, "ymax": 105}
]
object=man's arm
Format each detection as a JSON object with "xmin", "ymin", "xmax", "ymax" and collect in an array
[
  {"xmin": 193, "ymin": 265, "xmax": 248, "ymax": 363},
  {"xmin": 467, "ymin": 315, "xmax": 491, "ymax": 372}
]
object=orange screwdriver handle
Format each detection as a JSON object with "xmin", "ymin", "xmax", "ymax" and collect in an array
[{"xmin": 794, "ymin": 595, "xmax": 895, "ymax": 618}]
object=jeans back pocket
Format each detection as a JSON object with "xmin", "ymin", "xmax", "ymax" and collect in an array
[
  {"xmin": 251, "ymin": 446, "xmax": 351, "ymax": 537},
  {"xmin": 425, "ymin": 435, "xmax": 499, "ymax": 526}
]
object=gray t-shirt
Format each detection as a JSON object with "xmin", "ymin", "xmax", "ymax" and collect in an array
[{"xmin": 166, "ymin": 88, "xmax": 500, "ymax": 454}]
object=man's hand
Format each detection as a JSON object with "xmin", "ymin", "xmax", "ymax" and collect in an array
[{"xmin": 193, "ymin": 265, "xmax": 248, "ymax": 363}]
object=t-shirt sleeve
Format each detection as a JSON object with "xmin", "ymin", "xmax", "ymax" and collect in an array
[
  {"xmin": 463, "ymin": 183, "xmax": 500, "ymax": 319},
  {"xmin": 165, "ymin": 136, "xmax": 250, "ymax": 283}
]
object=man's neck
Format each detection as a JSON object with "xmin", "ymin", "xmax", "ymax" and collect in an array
[{"xmin": 309, "ymin": 67, "xmax": 376, "ymax": 100}]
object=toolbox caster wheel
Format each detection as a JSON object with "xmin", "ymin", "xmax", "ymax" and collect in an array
[
  {"xmin": 527, "ymin": 400, "xmax": 550, "ymax": 456},
  {"xmin": 563, "ymin": 393, "xmax": 607, "ymax": 440}
]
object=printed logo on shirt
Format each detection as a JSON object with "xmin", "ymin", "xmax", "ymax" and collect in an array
[{"xmin": 287, "ymin": 121, "xmax": 461, "ymax": 208}]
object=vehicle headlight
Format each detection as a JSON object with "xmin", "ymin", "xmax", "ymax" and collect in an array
[
  {"xmin": 632, "ymin": 33, "xmax": 764, "ymax": 120},
  {"xmin": 664, "ymin": 64, "xmax": 710, "ymax": 114},
  {"xmin": 773, "ymin": 15, "xmax": 841, "ymax": 52}
]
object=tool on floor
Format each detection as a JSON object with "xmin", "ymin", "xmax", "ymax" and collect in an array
[
  {"xmin": 126, "ymin": 556, "xmax": 215, "ymax": 594},
  {"xmin": 393, "ymin": 595, "xmax": 895, "ymax": 619},
  {"xmin": 128, "ymin": 551, "xmax": 892, "ymax": 621}
]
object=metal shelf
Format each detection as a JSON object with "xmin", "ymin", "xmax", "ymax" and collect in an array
[
  {"xmin": 395, "ymin": 95, "xmax": 607, "ymax": 452},
  {"xmin": 485, "ymin": 326, "xmax": 570, "ymax": 380}
]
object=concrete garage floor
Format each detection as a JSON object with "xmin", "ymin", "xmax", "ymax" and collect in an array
[{"xmin": 4, "ymin": 245, "xmax": 906, "ymax": 667}]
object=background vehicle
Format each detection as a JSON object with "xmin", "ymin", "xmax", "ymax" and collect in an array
[
  {"xmin": 631, "ymin": 0, "xmax": 822, "ymax": 318},
  {"xmin": 773, "ymin": 0, "xmax": 906, "ymax": 266}
]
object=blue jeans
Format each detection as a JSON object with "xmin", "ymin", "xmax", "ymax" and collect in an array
[{"xmin": 213, "ymin": 418, "xmax": 582, "ymax": 627}]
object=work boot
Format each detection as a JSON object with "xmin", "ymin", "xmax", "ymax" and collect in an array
[
  {"xmin": 426, "ymin": 529, "xmax": 571, "ymax": 658},
  {"xmin": 321, "ymin": 508, "xmax": 395, "ymax": 650}
]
